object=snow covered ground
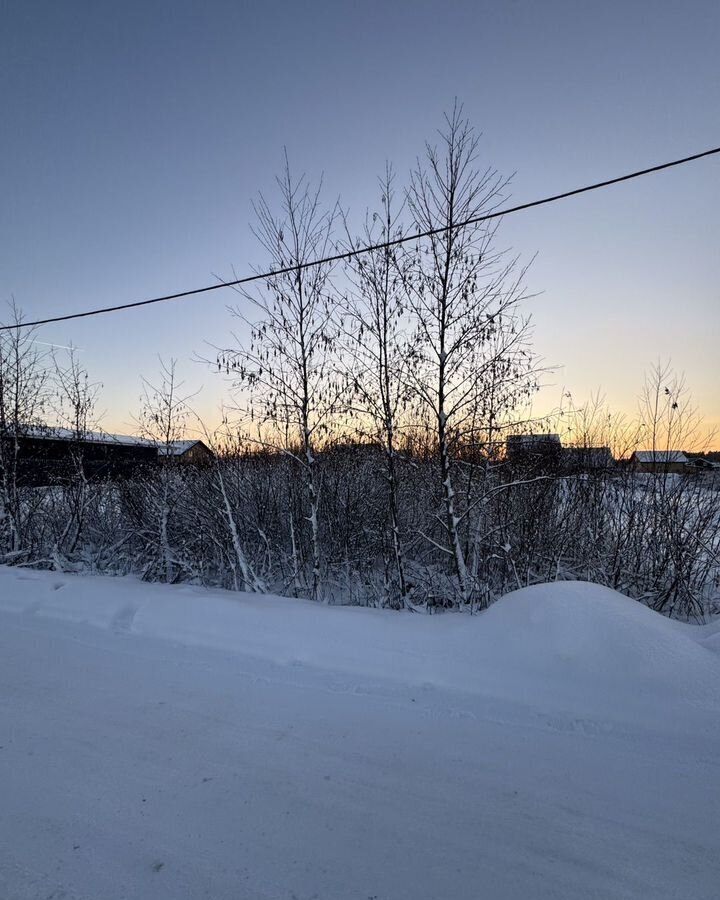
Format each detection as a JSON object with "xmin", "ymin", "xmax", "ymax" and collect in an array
[{"xmin": 1, "ymin": 568, "xmax": 719, "ymax": 900}]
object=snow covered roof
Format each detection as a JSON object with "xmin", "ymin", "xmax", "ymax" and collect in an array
[
  {"xmin": 16, "ymin": 428, "xmax": 208, "ymax": 456},
  {"xmin": 687, "ymin": 457, "xmax": 720, "ymax": 469},
  {"xmin": 632, "ymin": 450, "xmax": 688, "ymax": 464},
  {"xmin": 157, "ymin": 440, "xmax": 206, "ymax": 456},
  {"xmin": 18, "ymin": 426, "xmax": 156, "ymax": 448}
]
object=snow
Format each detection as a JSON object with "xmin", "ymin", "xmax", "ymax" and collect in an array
[
  {"xmin": 632, "ymin": 449, "xmax": 688, "ymax": 464},
  {"xmin": 19, "ymin": 425, "xmax": 156, "ymax": 447},
  {"xmin": 18, "ymin": 428, "xmax": 202, "ymax": 454},
  {"xmin": 1, "ymin": 568, "xmax": 719, "ymax": 899},
  {"xmin": 157, "ymin": 439, "xmax": 204, "ymax": 456}
]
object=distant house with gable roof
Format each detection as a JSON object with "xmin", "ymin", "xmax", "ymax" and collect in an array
[
  {"xmin": 158, "ymin": 439, "xmax": 213, "ymax": 465},
  {"xmin": 4, "ymin": 427, "xmax": 213, "ymax": 485},
  {"xmin": 629, "ymin": 449, "xmax": 688, "ymax": 474}
]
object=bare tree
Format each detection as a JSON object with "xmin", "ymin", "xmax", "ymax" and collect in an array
[
  {"xmin": 197, "ymin": 418, "xmax": 267, "ymax": 593},
  {"xmin": 638, "ymin": 360, "xmax": 708, "ymax": 458},
  {"xmin": 341, "ymin": 165, "xmax": 414, "ymax": 607},
  {"xmin": 403, "ymin": 103, "xmax": 535, "ymax": 604},
  {"xmin": 0, "ymin": 303, "xmax": 50, "ymax": 559},
  {"xmin": 51, "ymin": 346, "xmax": 101, "ymax": 561},
  {"xmin": 632, "ymin": 362, "xmax": 716, "ymax": 618},
  {"xmin": 218, "ymin": 156, "xmax": 341, "ymax": 600},
  {"xmin": 135, "ymin": 358, "xmax": 195, "ymax": 583}
]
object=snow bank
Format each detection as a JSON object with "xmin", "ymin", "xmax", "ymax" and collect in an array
[
  {"xmin": 1, "ymin": 567, "xmax": 718, "ymax": 726},
  {"xmin": 480, "ymin": 582, "xmax": 720, "ymax": 712}
]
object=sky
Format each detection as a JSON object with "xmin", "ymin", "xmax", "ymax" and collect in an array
[{"xmin": 1, "ymin": 0, "xmax": 718, "ymax": 440}]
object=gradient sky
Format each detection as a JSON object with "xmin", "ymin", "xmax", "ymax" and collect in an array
[{"xmin": 1, "ymin": 0, "xmax": 718, "ymax": 438}]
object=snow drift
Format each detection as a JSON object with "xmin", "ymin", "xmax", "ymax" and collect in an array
[
  {"xmin": 2, "ymin": 567, "xmax": 720, "ymax": 900},
  {"xmin": 479, "ymin": 581, "xmax": 720, "ymax": 709},
  {"xmin": 1, "ymin": 568, "xmax": 718, "ymax": 727}
]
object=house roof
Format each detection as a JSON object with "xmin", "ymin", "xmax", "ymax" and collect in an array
[
  {"xmin": 687, "ymin": 457, "xmax": 720, "ymax": 469},
  {"xmin": 16, "ymin": 428, "xmax": 207, "ymax": 456},
  {"xmin": 632, "ymin": 450, "xmax": 688, "ymax": 464},
  {"xmin": 18, "ymin": 426, "xmax": 156, "ymax": 448},
  {"xmin": 158, "ymin": 440, "xmax": 208, "ymax": 456}
]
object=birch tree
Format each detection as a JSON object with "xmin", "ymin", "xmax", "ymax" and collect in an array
[
  {"xmin": 341, "ymin": 166, "xmax": 414, "ymax": 607},
  {"xmin": 403, "ymin": 103, "xmax": 534, "ymax": 604},
  {"xmin": 198, "ymin": 420, "xmax": 267, "ymax": 593},
  {"xmin": 51, "ymin": 346, "xmax": 100, "ymax": 561},
  {"xmin": 0, "ymin": 304, "xmax": 50, "ymax": 559},
  {"xmin": 136, "ymin": 358, "xmax": 192, "ymax": 583},
  {"xmin": 219, "ymin": 157, "xmax": 341, "ymax": 600}
]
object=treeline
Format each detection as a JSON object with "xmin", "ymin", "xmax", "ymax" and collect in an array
[{"xmin": 1, "ymin": 107, "xmax": 718, "ymax": 619}]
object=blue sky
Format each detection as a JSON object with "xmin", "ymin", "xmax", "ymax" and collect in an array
[{"xmin": 1, "ymin": 0, "xmax": 718, "ymax": 435}]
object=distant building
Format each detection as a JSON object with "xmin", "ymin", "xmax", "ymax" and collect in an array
[
  {"xmin": 4, "ymin": 428, "xmax": 213, "ymax": 485},
  {"xmin": 562, "ymin": 446, "xmax": 614, "ymax": 473},
  {"xmin": 685, "ymin": 457, "xmax": 720, "ymax": 472},
  {"xmin": 629, "ymin": 450, "xmax": 688, "ymax": 474},
  {"xmin": 158, "ymin": 439, "xmax": 214, "ymax": 465},
  {"xmin": 506, "ymin": 434, "xmax": 562, "ymax": 469},
  {"xmin": 8, "ymin": 428, "xmax": 157, "ymax": 485}
]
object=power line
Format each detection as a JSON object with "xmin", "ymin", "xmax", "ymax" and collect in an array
[{"xmin": 3, "ymin": 143, "xmax": 719, "ymax": 332}]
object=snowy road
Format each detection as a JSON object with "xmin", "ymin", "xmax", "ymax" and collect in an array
[{"xmin": 1, "ymin": 572, "xmax": 719, "ymax": 899}]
